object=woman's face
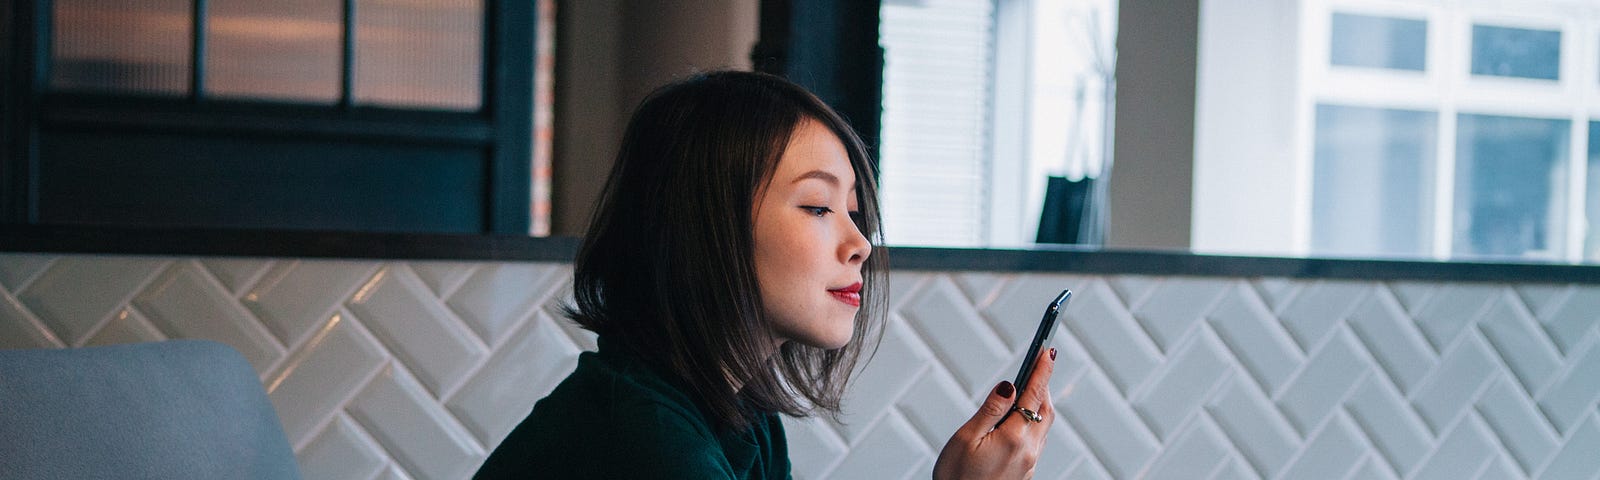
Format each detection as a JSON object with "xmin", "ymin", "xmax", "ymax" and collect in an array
[{"xmin": 753, "ymin": 119, "xmax": 873, "ymax": 350}]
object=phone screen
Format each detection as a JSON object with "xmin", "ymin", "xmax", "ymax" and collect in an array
[{"xmin": 1012, "ymin": 289, "xmax": 1071, "ymax": 394}]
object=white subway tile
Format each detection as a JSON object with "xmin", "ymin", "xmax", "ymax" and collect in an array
[
  {"xmin": 1107, "ymin": 274, "xmax": 1161, "ymax": 310},
  {"xmin": 0, "ymin": 287, "xmax": 63, "ymax": 349},
  {"xmin": 1346, "ymin": 288, "xmax": 1438, "ymax": 394},
  {"xmin": 346, "ymin": 265, "xmax": 488, "ymax": 397},
  {"xmin": 985, "ymin": 273, "xmax": 1096, "ymax": 348},
  {"xmin": 447, "ymin": 312, "xmax": 582, "ymax": 446},
  {"xmin": 1476, "ymin": 377, "xmax": 1558, "ymax": 474},
  {"xmin": 831, "ymin": 320, "xmax": 928, "ymax": 443},
  {"xmin": 895, "ymin": 363, "xmax": 974, "ymax": 453},
  {"xmin": 1133, "ymin": 327, "xmax": 1231, "ymax": 439},
  {"xmin": 1206, "ymin": 376, "xmax": 1301, "ymax": 478},
  {"xmin": 1410, "ymin": 416, "xmax": 1497, "ymax": 480},
  {"xmin": 830, "ymin": 414, "xmax": 931, "ymax": 480},
  {"xmin": 1277, "ymin": 413, "xmax": 1366, "ymax": 479},
  {"xmin": 1511, "ymin": 284, "xmax": 1566, "ymax": 319},
  {"xmin": 348, "ymin": 364, "xmax": 485, "ymax": 480},
  {"xmin": 1277, "ymin": 328, "xmax": 1372, "ymax": 435},
  {"xmin": 243, "ymin": 260, "xmax": 378, "ymax": 346},
  {"xmin": 1411, "ymin": 334, "xmax": 1498, "ymax": 433},
  {"xmin": 781, "ymin": 415, "xmax": 846, "ymax": 480},
  {"xmin": 952, "ymin": 272, "xmax": 1007, "ymax": 307},
  {"xmin": 1478, "ymin": 292, "xmax": 1564, "ymax": 395},
  {"xmin": 296, "ymin": 415, "xmax": 387, "ymax": 480},
  {"xmin": 1414, "ymin": 284, "xmax": 1501, "ymax": 351},
  {"xmin": 886, "ymin": 271, "xmax": 931, "ymax": 312},
  {"xmin": 1133, "ymin": 277, "xmax": 1234, "ymax": 353},
  {"xmin": 1536, "ymin": 336, "xmax": 1600, "ymax": 435},
  {"xmin": 1143, "ymin": 418, "xmax": 1230, "ymax": 480},
  {"xmin": 1278, "ymin": 280, "xmax": 1375, "ymax": 350},
  {"xmin": 199, "ymin": 258, "xmax": 271, "ymax": 296},
  {"xmin": 19, "ymin": 256, "xmax": 166, "ymax": 344},
  {"xmin": 83, "ymin": 307, "xmax": 164, "ymax": 346},
  {"xmin": 1536, "ymin": 414, "xmax": 1600, "ymax": 480},
  {"xmin": 1059, "ymin": 369, "xmax": 1160, "ymax": 479},
  {"xmin": 446, "ymin": 263, "xmax": 561, "ymax": 344},
  {"xmin": 1208, "ymin": 283, "xmax": 1305, "ymax": 395},
  {"xmin": 1062, "ymin": 280, "xmax": 1163, "ymax": 395},
  {"xmin": 1063, "ymin": 458, "xmax": 1113, "ymax": 480},
  {"xmin": 1538, "ymin": 285, "xmax": 1600, "ymax": 355},
  {"xmin": 1344, "ymin": 376, "xmax": 1432, "ymax": 476},
  {"xmin": 0, "ymin": 254, "xmax": 56, "ymax": 291},
  {"xmin": 901, "ymin": 277, "xmax": 1010, "ymax": 392},
  {"xmin": 133, "ymin": 262, "xmax": 283, "ymax": 373},
  {"xmin": 265, "ymin": 312, "xmax": 387, "ymax": 447},
  {"xmin": 409, "ymin": 261, "xmax": 478, "ymax": 297},
  {"xmin": 1385, "ymin": 281, "xmax": 1439, "ymax": 316},
  {"xmin": 1249, "ymin": 277, "xmax": 1300, "ymax": 312}
]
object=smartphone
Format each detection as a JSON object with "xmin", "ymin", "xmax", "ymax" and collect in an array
[{"xmin": 1012, "ymin": 289, "xmax": 1071, "ymax": 394}]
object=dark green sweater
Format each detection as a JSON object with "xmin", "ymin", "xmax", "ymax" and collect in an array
[{"xmin": 474, "ymin": 338, "xmax": 791, "ymax": 479}]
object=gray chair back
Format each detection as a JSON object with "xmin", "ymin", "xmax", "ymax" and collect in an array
[{"xmin": 0, "ymin": 340, "xmax": 301, "ymax": 479}]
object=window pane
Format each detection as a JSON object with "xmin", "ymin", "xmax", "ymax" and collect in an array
[
  {"xmin": 354, "ymin": 0, "xmax": 481, "ymax": 110},
  {"xmin": 1329, "ymin": 13, "xmax": 1426, "ymax": 71},
  {"xmin": 206, "ymin": 0, "xmax": 340, "ymax": 103},
  {"xmin": 1454, "ymin": 114, "xmax": 1568, "ymax": 259},
  {"xmin": 879, "ymin": 0, "xmax": 995, "ymax": 246},
  {"xmin": 1587, "ymin": 122, "xmax": 1600, "ymax": 261},
  {"xmin": 1471, "ymin": 25, "xmax": 1560, "ymax": 80},
  {"xmin": 51, "ymin": 0, "xmax": 190, "ymax": 95},
  {"xmin": 1312, "ymin": 105, "xmax": 1437, "ymax": 257}
]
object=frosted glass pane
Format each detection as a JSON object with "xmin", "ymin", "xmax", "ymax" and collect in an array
[
  {"xmin": 878, "ymin": 0, "xmax": 996, "ymax": 246},
  {"xmin": 1312, "ymin": 104, "xmax": 1437, "ymax": 257},
  {"xmin": 206, "ymin": 0, "xmax": 340, "ymax": 103},
  {"xmin": 1329, "ymin": 13, "xmax": 1426, "ymax": 71},
  {"xmin": 1454, "ymin": 114, "xmax": 1569, "ymax": 259},
  {"xmin": 51, "ymin": 0, "xmax": 190, "ymax": 95},
  {"xmin": 1471, "ymin": 25, "xmax": 1560, "ymax": 80},
  {"xmin": 353, "ymin": 0, "xmax": 481, "ymax": 110}
]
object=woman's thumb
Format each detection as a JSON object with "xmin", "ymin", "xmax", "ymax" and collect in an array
[{"xmin": 958, "ymin": 380, "xmax": 1016, "ymax": 437}]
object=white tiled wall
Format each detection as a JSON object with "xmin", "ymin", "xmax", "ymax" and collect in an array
[{"xmin": 2, "ymin": 253, "xmax": 1598, "ymax": 480}]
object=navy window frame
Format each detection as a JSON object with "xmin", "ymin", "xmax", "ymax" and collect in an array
[{"xmin": 2, "ymin": 0, "xmax": 533, "ymax": 235}]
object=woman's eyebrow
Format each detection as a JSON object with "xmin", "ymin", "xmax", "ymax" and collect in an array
[{"xmin": 791, "ymin": 170, "xmax": 842, "ymax": 186}]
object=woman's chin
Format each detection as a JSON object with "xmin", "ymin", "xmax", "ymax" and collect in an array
[
  {"xmin": 816, "ymin": 331, "xmax": 854, "ymax": 350},
  {"xmin": 787, "ymin": 332, "xmax": 852, "ymax": 350}
]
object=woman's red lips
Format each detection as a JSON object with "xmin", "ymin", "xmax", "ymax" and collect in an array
[{"xmin": 828, "ymin": 282, "xmax": 862, "ymax": 307}]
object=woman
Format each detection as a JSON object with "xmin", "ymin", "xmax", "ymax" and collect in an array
[{"xmin": 475, "ymin": 71, "xmax": 1055, "ymax": 479}]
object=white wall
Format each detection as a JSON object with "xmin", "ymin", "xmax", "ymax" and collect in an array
[
  {"xmin": 1192, "ymin": 0, "xmax": 1303, "ymax": 256},
  {"xmin": 5, "ymin": 252, "xmax": 1599, "ymax": 479}
]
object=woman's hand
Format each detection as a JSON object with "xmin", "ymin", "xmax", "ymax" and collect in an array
[{"xmin": 932, "ymin": 347, "xmax": 1056, "ymax": 480}]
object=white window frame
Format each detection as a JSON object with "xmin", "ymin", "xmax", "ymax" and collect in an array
[{"xmin": 1197, "ymin": 0, "xmax": 1597, "ymax": 261}]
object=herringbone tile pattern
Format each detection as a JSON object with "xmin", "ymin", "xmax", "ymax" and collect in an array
[{"xmin": 1, "ymin": 253, "xmax": 1597, "ymax": 480}]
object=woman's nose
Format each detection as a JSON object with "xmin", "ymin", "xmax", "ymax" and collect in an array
[{"xmin": 840, "ymin": 219, "xmax": 870, "ymax": 265}]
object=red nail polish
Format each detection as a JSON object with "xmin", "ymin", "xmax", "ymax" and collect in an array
[
  {"xmin": 1049, "ymin": 347, "xmax": 1057, "ymax": 361},
  {"xmin": 996, "ymin": 381, "xmax": 1014, "ymax": 399}
]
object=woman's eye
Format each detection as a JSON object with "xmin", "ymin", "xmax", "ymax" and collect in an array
[{"xmin": 801, "ymin": 206, "xmax": 832, "ymax": 217}]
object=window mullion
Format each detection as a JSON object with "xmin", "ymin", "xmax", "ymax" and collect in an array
[
  {"xmin": 341, "ymin": 0, "xmax": 354, "ymax": 109},
  {"xmin": 1566, "ymin": 20, "xmax": 1592, "ymax": 263},
  {"xmin": 1432, "ymin": 6, "xmax": 1460, "ymax": 261},
  {"xmin": 190, "ymin": 0, "xmax": 205, "ymax": 102}
]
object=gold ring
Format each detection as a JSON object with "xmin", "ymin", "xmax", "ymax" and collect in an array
[{"xmin": 1012, "ymin": 405, "xmax": 1043, "ymax": 423}]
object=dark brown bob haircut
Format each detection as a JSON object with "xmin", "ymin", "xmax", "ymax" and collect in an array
[{"xmin": 567, "ymin": 70, "xmax": 888, "ymax": 432}]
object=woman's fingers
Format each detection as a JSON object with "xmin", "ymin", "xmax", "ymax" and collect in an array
[
  {"xmin": 1028, "ymin": 385, "xmax": 1055, "ymax": 443},
  {"xmin": 1002, "ymin": 347, "xmax": 1056, "ymax": 435},
  {"xmin": 954, "ymin": 380, "xmax": 1016, "ymax": 440},
  {"xmin": 1019, "ymin": 347, "xmax": 1056, "ymax": 414}
]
